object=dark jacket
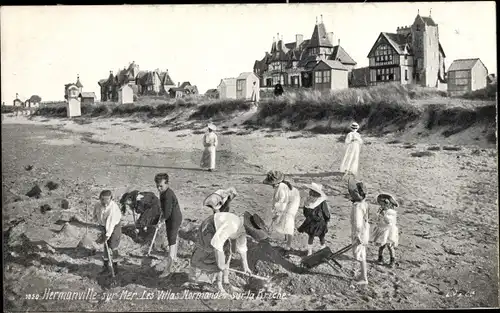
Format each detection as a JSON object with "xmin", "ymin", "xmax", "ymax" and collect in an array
[
  {"xmin": 119, "ymin": 190, "xmax": 162, "ymax": 229},
  {"xmin": 160, "ymin": 188, "xmax": 183, "ymax": 223},
  {"xmin": 297, "ymin": 201, "xmax": 331, "ymax": 237}
]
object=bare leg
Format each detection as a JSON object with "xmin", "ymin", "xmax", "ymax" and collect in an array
[
  {"xmin": 285, "ymin": 234, "xmax": 293, "ymax": 250},
  {"xmin": 377, "ymin": 244, "xmax": 386, "ymax": 263},
  {"xmin": 355, "ymin": 260, "xmax": 368, "ymax": 285},
  {"xmin": 388, "ymin": 244, "xmax": 396, "ymax": 267}
]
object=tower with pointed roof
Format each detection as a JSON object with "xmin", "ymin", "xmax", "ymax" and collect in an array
[
  {"xmin": 253, "ymin": 15, "xmax": 356, "ymax": 89},
  {"xmin": 366, "ymin": 11, "xmax": 446, "ymax": 88}
]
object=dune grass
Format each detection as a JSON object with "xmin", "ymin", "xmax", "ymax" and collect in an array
[{"xmin": 29, "ymin": 83, "xmax": 496, "ymax": 141}]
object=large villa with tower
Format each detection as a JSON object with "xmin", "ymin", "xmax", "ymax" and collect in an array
[
  {"xmin": 253, "ymin": 15, "xmax": 357, "ymax": 91},
  {"xmin": 363, "ymin": 10, "xmax": 447, "ymax": 88}
]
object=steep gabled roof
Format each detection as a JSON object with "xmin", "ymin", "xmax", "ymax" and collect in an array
[
  {"xmin": 367, "ymin": 32, "xmax": 409, "ymax": 57},
  {"xmin": 308, "ymin": 22, "xmax": 333, "ymax": 48},
  {"xmin": 98, "ymin": 79, "xmax": 108, "ymax": 86},
  {"xmin": 329, "ymin": 45, "xmax": 357, "ymax": 65},
  {"xmin": 297, "ymin": 54, "xmax": 319, "ymax": 69},
  {"xmin": 314, "ymin": 60, "xmax": 349, "ymax": 71},
  {"xmin": 219, "ymin": 78, "xmax": 237, "ymax": 87},
  {"xmin": 447, "ymin": 58, "xmax": 484, "ymax": 72},
  {"xmin": 80, "ymin": 92, "xmax": 96, "ymax": 98},
  {"xmin": 418, "ymin": 15, "xmax": 437, "ymax": 27},
  {"xmin": 237, "ymin": 72, "xmax": 256, "ymax": 80},
  {"xmin": 180, "ymin": 81, "xmax": 191, "ymax": 89}
]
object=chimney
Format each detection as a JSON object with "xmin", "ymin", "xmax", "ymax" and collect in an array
[
  {"xmin": 295, "ymin": 34, "xmax": 303, "ymax": 47},
  {"xmin": 178, "ymin": 82, "xmax": 180, "ymax": 87},
  {"xmin": 16, "ymin": 93, "xmax": 18, "ymax": 99},
  {"xmin": 316, "ymin": 16, "xmax": 318, "ymax": 24},
  {"xmin": 321, "ymin": 14, "xmax": 323, "ymax": 23},
  {"xmin": 338, "ymin": 39, "xmax": 340, "ymax": 46},
  {"xmin": 327, "ymin": 32, "xmax": 334, "ymax": 44}
]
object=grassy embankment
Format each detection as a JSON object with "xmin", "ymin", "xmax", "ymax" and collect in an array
[{"xmin": 14, "ymin": 83, "xmax": 498, "ymax": 142}]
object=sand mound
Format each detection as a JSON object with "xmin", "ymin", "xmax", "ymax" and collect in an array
[
  {"xmin": 58, "ymin": 222, "xmax": 79, "ymax": 238},
  {"xmin": 76, "ymin": 233, "xmax": 98, "ymax": 251}
]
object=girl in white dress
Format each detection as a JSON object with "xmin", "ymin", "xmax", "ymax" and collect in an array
[
  {"xmin": 372, "ymin": 193, "xmax": 399, "ymax": 268},
  {"xmin": 200, "ymin": 123, "xmax": 218, "ymax": 171},
  {"xmin": 263, "ymin": 170, "xmax": 301, "ymax": 251},
  {"xmin": 348, "ymin": 174, "xmax": 370, "ymax": 285},
  {"xmin": 340, "ymin": 122, "xmax": 363, "ymax": 177}
]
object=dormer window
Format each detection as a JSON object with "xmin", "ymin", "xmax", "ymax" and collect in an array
[{"xmin": 416, "ymin": 24, "xmax": 421, "ymax": 31}]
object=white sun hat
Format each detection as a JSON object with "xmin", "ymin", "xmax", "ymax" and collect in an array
[
  {"xmin": 303, "ymin": 182, "xmax": 326, "ymax": 197},
  {"xmin": 350, "ymin": 122, "xmax": 360, "ymax": 130},
  {"xmin": 207, "ymin": 123, "xmax": 217, "ymax": 131}
]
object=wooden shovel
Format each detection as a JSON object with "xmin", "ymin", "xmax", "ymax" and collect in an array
[
  {"xmin": 104, "ymin": 241, "xmax": 115, "ymax": 278},
  {"xmin": 228, "ymin": 268, "xmax": 270, "ymax": 282},
  {"xmin": 146, "ymin": 212, "xmax": 163, "ymax": 257}
]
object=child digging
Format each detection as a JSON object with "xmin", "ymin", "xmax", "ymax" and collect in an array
[
  {"xmin": 94, "ymin": 190, "xmax": 123, "ymax": 274},
  {"xmin": 154, "ymin": 173, "xmax": 183, "ymax": 277},
  {"xmin": 347, "ymin": 175, "xmax": 370, "ymax": 285},
  {"xmin": 298, "ymin": 182, "xmax": 331, "ymax": 256},
  {"xmin": 372, "ymin": 193, "xmax": 399, "ymax": 267}
]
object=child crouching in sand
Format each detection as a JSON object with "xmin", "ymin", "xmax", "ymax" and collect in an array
[
  {"xmin": 372, "ymin": 193, "xmax": 399, "ymax": 267},
  {"xmin": 94, "ymin": 190, "xmax": 123, "ymax": 274},
  {"xmin": 298, "ymin": 182, "xmax": 331, "ymax": 256},
  {"xmin": 347, "ymin": 175, "xmax": 370, "ymax": 285}
]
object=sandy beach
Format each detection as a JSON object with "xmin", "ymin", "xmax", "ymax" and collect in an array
[{"xmin": 2, "ymin": 114, "xmax": 498, "ymax": 311}]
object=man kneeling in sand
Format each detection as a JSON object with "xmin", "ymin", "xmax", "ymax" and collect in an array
[{"xmin": 189, "ymin": 211, "xmax": 269, "ymax": 295}]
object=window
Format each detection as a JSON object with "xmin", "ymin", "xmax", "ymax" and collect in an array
[
  {"xmin": 323, "ymin": 70, "xmax": 331, "ymax": 83},
  {"xmin": 405, "ymin": 69, "xmax": 408, "ymax": 80},
  {"xmin": 374, "ymin": 44, "xmax": 394, "ymax": 65},
  {"xmin": 315, "ymin": 71, "xmax": 322, "ymax": 83},
  {"xmin": 415, "ymin": 73, "xmax": 420, "ymax": 81},
  {"xmin": 376, "ymin": 67, "xmax": 397, "ymax": 82},
  {"xmin": 237, "ymin": 80, "xmax": 244, "ymax": 91},
  {"xmin": 404, "ymin": 55, "xmax": 408, "ymax": 60}
]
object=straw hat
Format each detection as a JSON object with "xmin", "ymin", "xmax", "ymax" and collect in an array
[
  {"xmin": 207, "ymin": 123, "xmax": 217, "ymax": 131},
  {"xmin": 350, "ymin": 122, "xmax": 360, "ymax": 130},
  {"xmin": 303, "ymin": 182, "xmax": 326, "ymax": 197},
  {"xmin": 377, "ymin": 193, "xmax": 399, "ymax": 207},
  {"xmin": 347, "ymin": 175, "xmax": 366, "ymax": 202},
  {"xmin": 243, "ymin": 211, "xmax": 269, "ymax": 241},
  {"xmin": 262, "ymin": 170, "xmax": 284, "ymax": 185}
]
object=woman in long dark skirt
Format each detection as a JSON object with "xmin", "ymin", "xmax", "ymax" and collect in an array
[{"xmin": 298, "ymin": 182, "xmax": 331, "ymax": 256}]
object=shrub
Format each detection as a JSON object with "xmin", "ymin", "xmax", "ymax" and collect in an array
[
  {"xmin": 189, "ymin": 99, "xmax": 253, "ymax": 119},
  {"xmin": 411, "ymin": 151, "xmax": 436, "ymax": 157},
  {"xmin": 427, "ymin": 146, "xmax": 441, "ymax": 151},
  {"xmin": 461, "ymin": 82, "xmax": 497, "ymax": 100}
]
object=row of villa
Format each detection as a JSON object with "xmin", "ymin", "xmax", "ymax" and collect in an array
[{"xmin": 253, "ymin": 12, "xmax": 491, "ymax": 96}]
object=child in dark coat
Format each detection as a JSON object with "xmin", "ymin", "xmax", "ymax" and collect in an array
[
  {"xmin": 119, "ymin": 190, "xmax": 161, "ymax": 238},
  {"xmin": 155, "ymin": 173, "xmax": 183, "ymax": 277},
  {"xmin": 298, "ymin": 182, "xmax": 331, "ymax": 256}
]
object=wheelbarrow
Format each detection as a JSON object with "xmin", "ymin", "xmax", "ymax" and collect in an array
[{"xmin": 301, "ymin": 244, "xmax": 352, "ymax": 273}]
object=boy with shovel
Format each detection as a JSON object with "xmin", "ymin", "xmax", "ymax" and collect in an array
[
  {"xmin": 94, "ymin": 190, "xmax": 123, "ymax": 275},
  {"xmin": 154, "ymin": 173, "xmax": 183, "ymax": 277}
]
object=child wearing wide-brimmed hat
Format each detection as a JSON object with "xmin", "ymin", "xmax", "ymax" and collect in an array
[
  {"xmin": 340, "ymin": 122, "xmax": 363, "ymax": 177},
  {"xmin": 347, "ymin": 174, "xmax": 370, "ymax": 285},
  {"xmin": 372, "ymin": 193, "xmax": 399, "ymax": 267},
  {"xmin": 203, "ymin": 187, "xmax": 238, "ymax": 213},
  {"xmin": 263, "ymin": 170, "xmax": 301, "ymax": 251},
  {"xmin": 298, "ymin": 182, "xmax": 331, "ymax": 256}
]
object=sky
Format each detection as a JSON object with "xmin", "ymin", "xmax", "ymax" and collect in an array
[{"xmin": 1, "ymin": 2, "xmax": 496, "ymax": 103}]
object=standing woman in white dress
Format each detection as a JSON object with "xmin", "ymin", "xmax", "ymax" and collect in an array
[
  {"xmin": 340, "ymin": 122, "xmax": 363, "ymax": 177},
  {"xmin": 263, "ymin": 170, "xmax": 301, "ymax": 251},
  {"xmin": 200, "ymin": 123, "xmax": 218, "ymax": 172}
]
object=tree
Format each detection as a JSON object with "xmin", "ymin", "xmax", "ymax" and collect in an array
[{"xmin": 30, "ymin": 95, "xmax": 42, "ymax": 103}]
